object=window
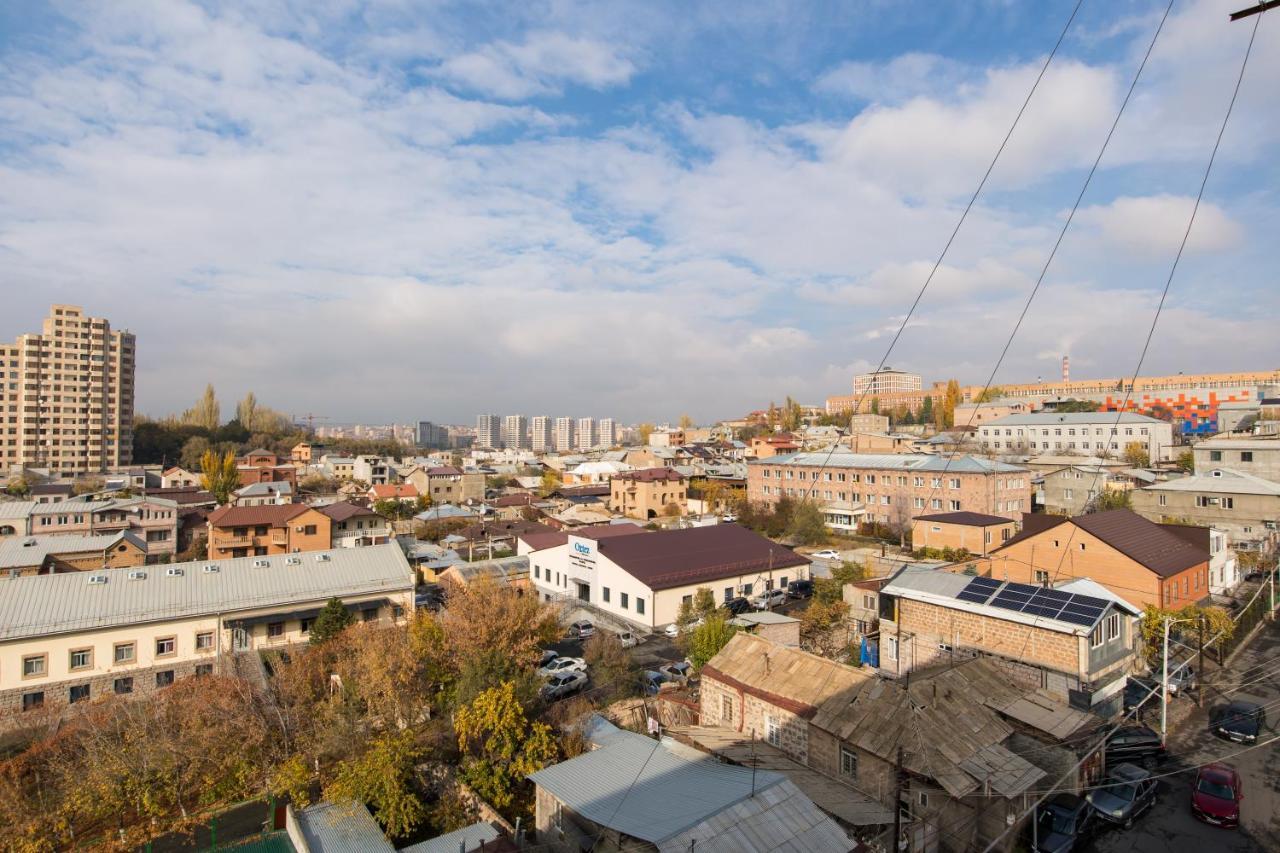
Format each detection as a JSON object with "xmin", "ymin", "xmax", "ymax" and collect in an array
[
  {"xmin": 534, "ymin": 565, "xmax": 540, "ymax": 579},
  {"xmin": 1034, "ymin": 570, "xmax": 1050, "ymax": 585},
  {"xmin": 155, "ymin": 636, "xmax": 176, "ymax": 657},
  {"xmin": 1105, "ymin": 613, "xmax": 1121, "ymax": 642},
  {"xmin": 69, "ymin": 684, "xmax": 90, "ymax": 704},
  {"xmin": 362, "ymin": 608, "xmax": 378, "ymax": 622},
  {"xmin": 885, "ymin": 636, "xmax": 898, "ymax": 660},
  {"xmin": 724, "ymin": 587, "xmax": 733, "ymax": 602},
  {"xmin": 948, "ymin": 500, "xmax": 961, "ymax": 511},
  {"xmin": 113, "ymin": 677, "xmax": 133, "ymax": 695},
  {"xmin": 303, "ymin": 524, "xmax": 317, "ymax": 536},
  {"xmin": 741, "ymin": 583, "xmax": 752, "ymax": 596},
  {"xmin": 949, "ymin": 478, "xmax": 960, "ymax": 489},
  {"xmin": 1158, "ymin": 494, "xmax": 1167, "ymax": 507},
  {"xmin": 22, "ymin": 654, "xmax": 46, "ymax": 678},
  {"xmin": 765, "ymin": 716, "xmax": 781, "ymax": 747},
  {"xmin": 620, "ymin": 592, "xmax": 629, "ymax": 609},
  {"xmin": 1210, "ymin": 450, "xmax": 1222, "ymax": 462},
  {"xmin": 155, "ymin": 670, "xmax": 175, "ymax": 688},
  {"xmin": 300, "ymin": 618, "xmax": 314, "ymax": 635},
  {"xmin": 22, "ymin": 692, "xmax": 43, "ymax": 712},
  {"xmin": 863, "ymin": 594, "xmax": 875, "ymax": 610},
  {"xmin": 682, "ymin": 594, "xmax": 693, "ymax": 606},
  {"xmin": 114, "ymin": 642, "xmax": 135, "ymax": 663},
  {"xmin": 636, "ymin": 597, "xmax": 645, "ymax": 615},
  {"xmin": 918, "ymin": 792, "xmax": 929, "ymax": 808},
  {"xmin": 722, "ymin": 695, "xmax": 733, "ymax": 723},
  {"xmin": 602, "ymin": 587, "xmax": 611, "ymax": 603},
  {"xmin": 1090, "ymin": 625, "xmax": 1104, "ymax": 648},
  {"xmin": 69, "ymin": 648, "xmax": 92, "ymax": 670},
  {"xmin": 191, "ymin": 631, "xmax": 214, "ymax": 652},
  {"xmin": 1241, "ymin": 451, "xmax": 1253, "ymax": 463},
  {"xmin": 195, "ymin": 663, "xmax": 214, "ymax": 677},
  {"xmin": 266, "ymin": 621, "xmax": 285, "ymax": 639}
]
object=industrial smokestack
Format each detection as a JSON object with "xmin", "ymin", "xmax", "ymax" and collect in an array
[{"xmin": 1062, "ymin": 355, "xmax": 1070, "ymax": 384}]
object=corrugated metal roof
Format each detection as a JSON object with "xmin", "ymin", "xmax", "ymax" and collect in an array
[
  {"xmin": 1144, "ymin": 468, "xmax": 1280, "ymax": 496},
  {"xmin": 0, "ymin": 501, "xmax": 37, "ymax": 520},
  {"xmin": 985, "ymin": 412, "xmax": 1164, "ymax": 426},
  {"xmin": 0, "ymin": 543, "xmax": 414, "ymax": 641},
  {"xmin": 752, "ymin": 451, "xmax": 1026, "ymax": 473},
  {"xmin": 703, "ymin": 633, "xmax": 865, "ymax": 712},
  {"xmin": 293, "ymin": 801, "xmax": 395, "ymax": 852},
  {"xmin": 0, "ymin": 531, "xmax": 141, "ymax": 569},
  {"xmin": 399, "ymin": 821, "xmax": 500, "ymax": 853}
]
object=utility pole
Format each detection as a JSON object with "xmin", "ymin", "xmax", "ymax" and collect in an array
[
  {"xmin": 1198, "ymin": 614, "xmax": 1206, "ymax": 708},
  {"xmin": 893, "ymin": 745, "xmax": 905, "ymax": 853},
  {"xmin": 1161, "ymin": 616, "xmax": 1171, "ymax": 745},
  {"xmin": 1230, "ymin": 0, "xmax": 1279, "ymax": 20}
]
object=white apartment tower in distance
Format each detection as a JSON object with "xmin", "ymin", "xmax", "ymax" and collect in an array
[
  {"xmin": 0, "ymin": 304, "xmax": 135, "ymax": 477},
  {"xmin": 598, "ymin": 418, "xmax": 618, "ymax": 448},
  {"xmin": 501, "ymin": 414, "xmax": 529, "ymax": 449},
  {"xmin": 852, "ymin": 366, "xmax": 922, "ymax": 396},
  {"xmin": 576, "ymin": 417, "xmax": 598, "ymax": 450},
  {"xmin": 554, "ymin": 417, "xmax": 575, "ymax": 452},
  {"xmin": 475, "ymin": 414, "xmax": 501, "ymax": 449},
  {"xmin": 529, "ymin": 416, "xmax": 554, "ymax": 452}
]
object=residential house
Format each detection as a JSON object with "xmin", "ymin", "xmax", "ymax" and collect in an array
[
  {"xmin": 747, "ymin": 450, "xmax": 1031, "ymax": 534},
  {"xmin": 1039, "ymin": 464, "xmax": 1138, "ymax": 515},
  {"xmin": 0, "ymin": 544, "xmax": 413, "ymax": 717},
  {"xmin": 562, "ymin": 460, "xmax": 633, "ymax": 485},
  {"xmin": 231, "ymin": 481, "xmax": 294, "ymax": 506},
  {"xmin": 910, "ymin": 511, "xmax": 1017, "ymax": 556},
  {"xmin": 847, "ymin": 432, "xmax": 917, "ymax": 454},
  {"xmin": 528, "ymin": 716, "xmax": 852, "ymax": 853},
  {"xmin": 1162, "ymin": 523, "xmax": 1238, "ymax": 596},
  {"xmin": 1193, "ymin": 435, "xmax": 1280, "ymax": 484},
  {"xmin": 526, "ymin": 523, "xmax": 809, "ymax": 631},
  {"xmin": 318, "ymin": 502, "xmax": 391, "ymax": 549},
  {"xmin": 161, "ymin": 467, "xmax": 202, "ymax": 489},
  {"xmin": 986, "ymin": 509, "xmax": 1211, "ymax": 609},
  {"xmin": 747, "ymin": 434, "xmax": 801, "ymax": 459},
  {"xmin": 609, "ymin": 467, "xmax": 688, "ymax": 520},
  {"xmin": 0, "ymin": 532, "xmax": 148, "ymax": 577},
  {"xmin": 29, "ymin": 484, "xmax": 74, "ymax": 504},
  {"xmin": 366, "ymin": 483, "xmax": 419, "ymax": 504},
  {"xmin": 25, "ymin": 496, "xmax": 181, "ymax": 560},
  {"xmin": 726, "ymin": 610, "xmax": 801, "ymax": 647},
  {"xmin": 320, "ymin": 455, "xmax": 355, "ymax": 480},
  {"xmin": 844, "ymin": 577, "xmax": 889, "ymax": 644},
  {"xmin": 236, "ymin": 450, "xmax": 297, "ymax": 488},
  {"xmin": 403, "ymin": 465, "xmax": 484, "ymax": 504},
  {"xmin": 876, "ymin": 565, "xmax": 1141, "ymax": 712},
  {"xmin": 206, "ymin": 504, "xmax": 332, "ymax": 560},
  {"xmin": 352, "ymin": 455, "xmax": 393, "ymax": 486},
  {"xmin": 1130, "ymin": 468, "xmax": 1280, "ymax": 551}
]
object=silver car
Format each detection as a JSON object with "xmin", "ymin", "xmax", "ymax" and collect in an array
[{"xmin": 541, "ymin": 670, "xmax": 588, "ymax": 700}]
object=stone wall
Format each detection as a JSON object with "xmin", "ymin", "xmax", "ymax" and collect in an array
[{"xmin": 0, "ymin": 656, "xmax": 222, "ymax": 721}]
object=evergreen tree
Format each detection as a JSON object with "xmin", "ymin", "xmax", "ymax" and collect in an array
[{"xmin": 310, "ymin": 597, "xmax": 355, "ymax": 645}]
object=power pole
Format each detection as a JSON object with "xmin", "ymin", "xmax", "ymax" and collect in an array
[
  {"xmin": 1230, "ymin": 0, "xmax": 1279, "ymax": 20},
  {"xmin": 893, "ymin": 745, "xmax": 905, "ymax": 852},
  {"xmin": 1198, "ymin": 614, "xmax": 1206, "ymax": 708}
]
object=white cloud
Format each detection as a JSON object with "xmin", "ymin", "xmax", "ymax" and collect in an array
[
  {"xmin": 432, "ymin": 32, "xmax": 637, "ymax": 100},
  {"xmin": 1075, "ymin": 195, "xmax": 1242, "ymax": 256},
  {"xmin": 813, "ymin": 53, "xmax": 966, "ymax": 103}
]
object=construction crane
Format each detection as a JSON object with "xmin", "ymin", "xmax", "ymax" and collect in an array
[{"xmin": 293, "ymin": 413, "xmax": 331, "ymax": 433}]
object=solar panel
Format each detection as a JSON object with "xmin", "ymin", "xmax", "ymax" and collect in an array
[
  {"xmin": 989, "ymin": 590, "xmax": 1034, "ymax": 611},
  {"xmin": 955, "ymin": 577, "xmax": 1001, "ymax": 605},
  {"xmin": 1058, "ymin": 609, "xmax": 1101, "ymax": 627},
  {"xmin": 956, "ymin": 590, "xmax": 995, "ymax": 604},
  {"xmin": 1001, "ymin": 581, "xmax": 1041, "ymax": 597},
  {"xmin": 1067, "ymin": 593, "xmax": 1110, "ymax": 611},
  {"xmin": 1034, "ymin": 588, "xmax": 1073, "ymax": 604}
]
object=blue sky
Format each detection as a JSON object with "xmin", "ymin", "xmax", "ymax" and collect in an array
[{"xmin": 1, "ymin": 0, "xmax": 1277, "ymax": 424}]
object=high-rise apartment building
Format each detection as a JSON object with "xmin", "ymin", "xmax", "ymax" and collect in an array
[
  {"xmin": 598, "ymin": 418, "xmax": 618, "ymax": 448},
  {"xmin": 415, "ymin": 421, "xmax": 449, "ymax": 449},
  {"xmin": 501, "ymin": 414, "xmax": 529, "ymax": 450},
  {"xmin": 853, "ymin": 367, "xmax": 922, "ymax": 396},
  {"xmin": 576, "ymin": 417, "xmax": 598, "ymax": 450},
  {"xmin": 1, "ymin": 304, "xmax": 135, "ymax": 477},
  {"xmin": 554, "ymin": 417, "xmax": 575, "ymax": 452},
  {"xmin": 475, "ymin": 414, "xmax": 501, "ymax": 449},
  {"xmin": 529, "ymin": 416, "xmax": 554, "ymax": 453}
]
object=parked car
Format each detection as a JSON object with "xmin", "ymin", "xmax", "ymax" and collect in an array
[
  {"xmin": 1086, "ymin": 763, "xmax": 1158, "ymax": 829},
  {"xmin": 1123, "ymin": 677, "xmax": 1161, "ymax": 714},
  {"xmin": 659, "ymin": 661, "xmax": 693, "ymax": 683},
  {"xmin": 664, "ymin": 618, "xmax": 703, "ymax": 638},
  {"xmin": 1190, "ymin": 763, "xmax": 1242, "ymax": 828},
  {"xmin": 541, "ymin": 670, "xmax": 589, "ymax": 700},
  {"xmin": 721, "ymin": 514, "xmax": 738, "ymax": 523},
  {"xmin": 617, "ymin": 630, "xmax": 643, "ymax": 648},
  {"xmin": 537, "ymin": 656, "xmax": 587, "ymax": 679},
  {"xmin": 1033, "ymin": 792, "xmax": 1097, "ymax": 853},
  {"xmin": 749, "ymin": 589, "xmax": 787, "ymax": 610},
  {"xmin": 568, "ymin": 620, "xmax": 595, "ymax": 639},
  {"xmin": 1165, "ymin": 662, "xmax": 1197, "ymax": 695},
  {"xmin": 722, "ymin": 597, "xmax": 752, "ymax": 615},
  {"xmin": 1101, "ymin": 725, "xmax": 1166, "ymax": 767},
  {"xmin": 1210, "ymin": 700, "xmax": 1266, "ymax": 743},
  {"xmin": 641, "ymin": 670, "xmax": 669, "ymax": 696},
  {"xmin": 811, "ymin": 549, "xmax": 841, "ymax": 561},
  {"xmin": 1244, "ymin": 569, "xmax": 1265, "ymax": 582},
  {"xmin": 537, "ymin": 649, "xmax": 558, "ymax": 668},
  {"xmin": 786, "ymin": 579, "xmax": 815, "ymax": 599}
]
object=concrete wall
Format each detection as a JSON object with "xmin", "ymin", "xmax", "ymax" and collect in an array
[
  {"xmin": 910, "ymin": 519, "xmax": 1016, "ymax": 555},
  {"xmin": 1131, "ymin": 488, "xmax": 1280, "ymax": 550}
]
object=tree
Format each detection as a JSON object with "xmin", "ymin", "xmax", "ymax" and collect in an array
[
  {"xmin": 687, "ymin": 611, "xmax": 739, "ymax": 669},
  {"xmin": 787, "ymin": 500, "xmax": 828, "ymax": 545},
  {"xmin": 814, "ymin": 560, "xmax": 868, "ymax": 604},
  {"xmin": 941, "ymin": 379, "xmax": 962, "ymax": 428},
  {"xmin": 1176, "ymin": 449, "xmax": 1194, "ymax": 473},
  {"xmin": 678, "ymin": 414, "xmax": 695, "ymax": 429},
  {"xmin": 324, "ymin": 730, "xmax": 426, "ymax": 839},
  {"xmin": 311, "ymin": 597, "xmax": 355, "ymax": 645},
  {"xmin": 182, "ymin": 383, "xmax": 221, "ymax": 430},
  {"xmin": 236, "ymin": 392, "xmax": 259, "ymax": 433},
  {"xmin": 437, "ymin": 577, "xmax": 561, "ymax": 669},
  {"xmin": 72, "ymin": 477, "xmax": 104, "ymax": 496},
  {"xmin": 200, "ymin": 449, "xmax": 241, "ymax": 504},
  {"xmin": 920, "ymin": 395, "xmax": 934, "ymax": 425},
  {"xmin": 1138, "ymin": 604, "xmax": 1235, "ymax": 666},
  {"xmin": 637, "ymin": 423, "xmax": 655, "ymax": 445},
  {"xmin": 582, "ymin": 633, "xmax": 636, "ymax": 703},
  {"xmin": 975, "ymin": 386, "xmax": 1004, "ymax": 403},
  {"xmin": 454, "ymin": 682, "xmax": 559, "ymax": 814},
  {"xmin": 869, "ymin": 397, "xmax": 880, "ymax": 416},
  {"xmin": 1089, "ymin": 489, "xmax": 1133, "ymax": 512},
  {"xmin": 799, "ymin": 598, "xmax": 850, "ymax": 659},
  {"xmin": 539, "ymin": 469, "xmax": 560, "ymax": 497},
  {"xmin": 181, "ymin": 435, "xmax": 211, "ymax": 472},
  {"xmin": 662, "ymin": 501, "xmax": 683, "ymax": 517},
  {"xmin": 1123, "ymin": 442, "xmax": 1151, "ymax": 468},
  {"xmin": 1053, "ymin": 399, "xmax": 1101, "ymax": 413}
]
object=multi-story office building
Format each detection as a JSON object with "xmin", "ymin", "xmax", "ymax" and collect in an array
[
  {"xmin": 852, "ymin": 367, "xmax": 922, "ymax": 397},
  {"xmin": 554, "ymin": 417, "xmax": 576, "ymax": 452},
  {"xmin": 415, "ymin": 421, "xmax": 449, "ymax": 449},
  {"xmin": 475, "ymin": 414, "xmax": 501, "ymax": 449},
  {"xmin": 598, "ymin": 418, "xmax": 618, "ymax": 448},
  {"xmin": 501, "ymin": 415, "xmax": 529, "ymax": 450},
  {"xmin": 977, "ymin": 412, "xmax": 1175, "ymax": 462},
  {"xmin": 530, "ymin": 416, "xmax": 554, "ymax": 453},
  {"xmin": 576, "ymin": 417, "xmax": 598, "ymax": 450},
  {"xmin": 1, "ymin": 304, "xmax": 135, "ymax": 477}
]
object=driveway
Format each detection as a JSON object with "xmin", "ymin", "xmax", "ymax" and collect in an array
[{"xmin": 1092, "ymin": 619, "xmax": 1280, "ymax": 852}]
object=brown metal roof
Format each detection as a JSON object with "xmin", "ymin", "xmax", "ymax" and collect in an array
[
  {"xmin": 317, "ymin": 501, "xmax": 380, "ymax": 522},
  {"xmin": 207, "ymin": 504, "xmax": 314, "ymax": 528},
  {"xmin": 994, "ymin": 510, "xmax": 1205, "ymax": 578},
  {"xmin": 598, "ymin": 523, "xmax": 807, "ymax": 591},
  {"xmin": 914, "ymin": 511, "xmax": 1012, "ymax": 527},
  {"xmin": 992, "ymin": 512, "xmax": 1068, "ymax": 550},
  {"xmin": 520, "ymin": 523, "xmax": 648, "ymax": 553}
]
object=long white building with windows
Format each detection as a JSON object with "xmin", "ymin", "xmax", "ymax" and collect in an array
[{"xmin": 977, "ymin": 412, "xmax": 1175, "ymax": 462}]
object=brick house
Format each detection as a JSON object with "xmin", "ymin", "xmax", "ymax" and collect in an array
[
  {"xmin": 403, "ymin": 465, "xmax": 484, "ymax": 505},
  {"xmin": 985, "ymin": 509, "xmax": 1211, "ymax": 609},
  {"xmin": 0, "ymin": 531, "xmax": 148, "ymax": 576},
  {"xmin": 910, "ymin": 511, "xmax": 1017, "ymax": 556},
  {"xmin": 876, "ymin": 565, "xmax": 1141, "ymax": 712},
  {"xmin": 699, "ymin": 633, "xmax": 868, "ymax": 765},
  {"xmin": 236, "ymin": 449, "xmax": 298, "ymax": 488},
  {"xmin": 609, "ymin": 468, "xmax": 688, "ymax": 520},
  {"xmin": 206, "ymin": 504, "xmax": 332, "ymax": 560}
]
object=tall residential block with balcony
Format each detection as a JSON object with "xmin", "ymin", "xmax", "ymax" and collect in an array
[{"xmin": 0, "ymin": 304, "xmax": 135, "ymax": 477}]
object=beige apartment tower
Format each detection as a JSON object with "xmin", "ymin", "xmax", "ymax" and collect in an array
[{"xmin": 1, "ymin": 305, "xmax": 135, "ymax": 477}]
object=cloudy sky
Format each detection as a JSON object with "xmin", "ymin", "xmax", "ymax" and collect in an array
[{"xmin": 1, "ymin": 1, "xmax": 1277, "ymax": 425}]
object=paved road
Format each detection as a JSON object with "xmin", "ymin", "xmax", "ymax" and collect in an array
[{"xmin": 1093, "ymin": 619, "xmax": 1280, "ymax": 853}]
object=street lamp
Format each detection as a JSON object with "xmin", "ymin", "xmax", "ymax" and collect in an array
[{"xmin": 1161, "ymin": 615, "xmax": 1198, "ymax": 745}]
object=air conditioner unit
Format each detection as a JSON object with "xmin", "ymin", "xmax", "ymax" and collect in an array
[
  {"xmin": 166, "ymin": 567, "xmax": 184, "ymax": 577},
  {"xmin": 315, "ymin": 553, "xmax": 331, "ymax": 562},
  {"xmin": 88, "ymin": 574, "xmax": 108, "ymax": 585},
  {"xmin": 127, "ymin": 570, "xmax": 147, "ymax": 580},
  {"xmin": 295, "ymin": 526, "xmax": 304, "ymax": 532},
  {"xmin": 285, "ymin": 556, "xmax": 301, "ymax": 566},
  {"xmin": 253, "ymin": 559, "xmax": 270, "ymax": 568},
  {"xmin": 203, "ymin": 564, "xmax": 220, "ymax": 573}
]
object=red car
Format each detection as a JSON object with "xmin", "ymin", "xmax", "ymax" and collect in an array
[{"xmin": 1190, "ymin": 763, "xmax": 1242, "ymax": 827}]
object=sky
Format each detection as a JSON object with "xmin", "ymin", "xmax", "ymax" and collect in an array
[{"xmin": 1, "ymin": 0, "xmax": 1277, "ymax": 425}]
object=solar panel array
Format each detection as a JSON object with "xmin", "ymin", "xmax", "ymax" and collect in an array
[{"xmin": 954, "ymin": 577, "xmax": 1109, "ymax": 627}]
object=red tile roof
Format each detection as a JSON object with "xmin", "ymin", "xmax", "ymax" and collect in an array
[{"xmin": 369, "ymin": 484, "xmax": 419, "ymax": 499}]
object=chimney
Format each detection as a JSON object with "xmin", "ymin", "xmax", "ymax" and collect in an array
[{"xmin": 1062, "ymin": 354, "xmax": 1070, "ymax": 384}]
